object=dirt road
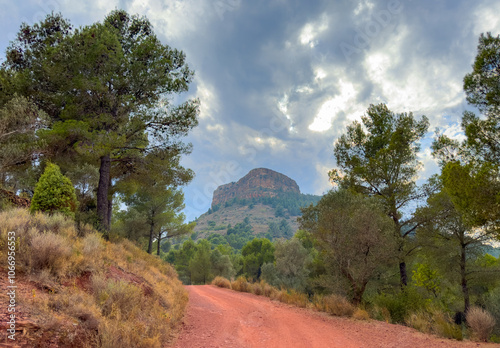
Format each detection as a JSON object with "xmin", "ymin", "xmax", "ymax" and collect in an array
[{"xmin": 172, "ymin": 285, "xmax": 494, "ymax": 348}]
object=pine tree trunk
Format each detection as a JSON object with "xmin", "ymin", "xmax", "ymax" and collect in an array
[
  {"xmin": 393, "ymin": 215, "xmax": 408, "ymax": 288},
  {"xmin": 97, "ymin": 155, "xmax": 111, "ymax": 233},
  {"xmin": 107, "ymin": 176, "xmax": 112, "ymax": 228},
  {"xmin": 399, "ymin": 261, "xmax": 408, "ymax": 288},
  {"xmin": 461, "ymin": 243, "xmax": 470, "ymax": 313},
  {"xmin": 147, "ymin": 221, "xmax": 155, "ymax": 254},
  {"xmin": 157, "ymin": 230, "xmax": 162, "ymax": 256}
]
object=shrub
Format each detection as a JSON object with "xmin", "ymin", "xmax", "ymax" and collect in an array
[
  {"xmin": 369, "ymin": 287, "xmax": 426, "ymax": 324},
  {"xmin": 262, "ymin": 281, "xmax": 275, "ymax": 297},
  {"xmin": 80, "ymin": 233, "xmax": 104, "ymax": 271},
  {"xmin": 322, "ymin": 294, "xmax": 355, "ymax": 317},
  {"xmin": 467, "ymin": 307, "xmax": 496, "ymax": 342},
  {"xmin": 100, "ymin": 280, "xmax": 142, "ymax": 319},
  {"xmin": 407, "ymin": 311, "xmax": 432, "ymax": 333},
  {"xmin": 30, "ymin": 163, "xmax": 77, "ymax": 217},
  {"xmin": 231, "ymin": 276, "xmax": 251, "ymax": 293},
  {"xmin": 278, "ymin": 289, "xmax": 309, "ymax": 308},
  {"xmin": 432, "ymin": 310, "xmax": 462, "ymax": 340},
  {"xmin": 30, "ymin": 232, "xmax": 72, "ymax": 277},
  {"xmin": 251, "ymin": 282, "xmax": 264, "ymax": 295},
  {"xmin": 212, "ymin": 276, "xmax": 231, "ymax": 289},
  {"xmin": 352, "ymin": 308, "xmax": 370, "ymax": 320}
]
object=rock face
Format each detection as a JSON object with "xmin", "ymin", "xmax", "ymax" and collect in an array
[{"xmin": 211, "ymin": 168, "xmax": 300, "ymax": 208}]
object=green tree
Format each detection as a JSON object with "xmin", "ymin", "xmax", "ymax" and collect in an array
[
  {"xmin": 416, "ymin": 177, "xmax": 498, "ymax": 312},
  {"xmin": 211, "ymin": 248, "xmax": 236, "ymax": 280},
  {"xmin": 462, "ymin": 32, "xmax": 500, "ymax": 165},
  {"xmin": 166, "ymin": 239, "xmax": 197, "ymax": 284},
  {"xmin": 262, "ymin": 238, "xmax": 311, "ymax": 291},
  {"xmin": 30, "ymin": 163, "xmax": 77, "ymax": 217},
  {"xmin": 412, "ymin": 263, "xmax": 442, "ymax": 298},
  {"xmin": 432, "ymin": 33, "xmax": 500, "ymax": 237},
  {"xmin": 300, "ymin": 190, "xmax": 397, "ymax": 305},
  {"xmin": 0, "ymin": 96, "xmax": 47, "ymax": 189},
  {"xmin": 329, "ymin": 103, "xmax": 429, "ymax": 287},
  {"xmin": 241, "ymin": 238, "xmax": 275, "ymax": 280},
  {"xmin": 2, "ymin": 11, "xmax": 199, "ymax": 232},
  {"xmin": 121, "ymin": 181, "xmax": 193, "ymax": 254},
  {"xmin": 189, "ymin": 240, "xmax": 212, "ymax": 284}
]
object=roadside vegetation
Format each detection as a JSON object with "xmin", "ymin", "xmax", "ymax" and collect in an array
[{"xmin": 0, "ymin": 208, "xmax": 187, "ymax": 347}]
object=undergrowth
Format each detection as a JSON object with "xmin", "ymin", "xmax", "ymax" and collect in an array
[{"xmin": 0, "ymin": 208, "xmax": 188, "ymax": 348}]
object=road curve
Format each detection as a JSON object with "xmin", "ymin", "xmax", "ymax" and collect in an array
[{"xmin": 171, "ymin": 285, "xmax": 494, "ymax": 348}]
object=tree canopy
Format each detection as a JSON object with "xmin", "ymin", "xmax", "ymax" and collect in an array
[
  {"xmin": 330, "ymin": 103, "xmax": 429, "ymax": 286},
  {"xmin": 1, "ymin": 11, "xmax": 199, "ymax": 232}
]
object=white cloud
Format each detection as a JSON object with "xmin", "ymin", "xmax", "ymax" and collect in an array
[
  {"xmin": 309, "ymin": 79, "xmax": 359, "ymax": 132},
  {"xmin": 417, "ymin": 146, "xmax": 439, "ymax": 181},
  {"xmin": 473, "ymin": 1, "xmax": 500, "ymax": 35},
  {"xmin": 363, "ymin": 27, "xmax": 464, "ymax": 126},
  {"xmin": 442, "ymin": 122, "xmax": 466, "ymax": 142},
  {"xmin": 277, "ymin": 94, "xmax": 295, "ymax": 132},
  {"xmin": 354, "ymin": 0, "xmax": 375, "ymax": 16},
  {"xmin": 195, "ymin": 77, "xmax": 219, "ymax": 120},
  {"xmin": 299, "ymin": 13, "xmax": 329, "ymax": 48},
  {"xmin": 314, "ymin": 68, "xmax": 327, "ymax": 80},
  {"xmin": 295, "ymin": 85, "xmax": 314, "ymax": 94}
]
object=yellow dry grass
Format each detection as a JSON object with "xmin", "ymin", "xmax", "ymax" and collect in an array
[{"xmin": 0, "ymin": 208, "xmax": 187, "ymax": 347}]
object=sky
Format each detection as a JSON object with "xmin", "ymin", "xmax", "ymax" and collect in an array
[{"xmin": 1, "ymin": 0, "xmax": 499, "ymax": 222}]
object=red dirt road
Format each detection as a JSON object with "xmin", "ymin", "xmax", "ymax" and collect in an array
[{"xmin": 171, "ymin": 285, "xmax": 496, "ymax": 348}]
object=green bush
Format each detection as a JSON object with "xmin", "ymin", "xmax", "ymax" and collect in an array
[
  {"xmin": 370, "ymin": 287, "xmax": 427, "ymax": 324},
  {"xmin": 30, "ymin": 163, "xmax": 77, "ymax": 217}
]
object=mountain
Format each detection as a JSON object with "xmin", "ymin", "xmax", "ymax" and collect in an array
[
  {"xmin": 193, "ymin": 168, "xmax": 321, "ymax": 244},
  {"xmin": 212, "ymin": 168, "xmax": 300, "ymax": 207}
]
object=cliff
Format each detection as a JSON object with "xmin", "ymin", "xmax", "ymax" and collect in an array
[{"xmin": 211, "ymin": 168, "xmax": 300, "ymax": 208}]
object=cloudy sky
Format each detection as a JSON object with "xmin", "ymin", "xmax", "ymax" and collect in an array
[{"xmin": 1, "ymin": 0, "xmax": 499, "ymax": 221}]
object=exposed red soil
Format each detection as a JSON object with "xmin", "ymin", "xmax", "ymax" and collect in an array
[{"xmin": 172, "ymin": 285, "xmax": 497, "ymax": 348}]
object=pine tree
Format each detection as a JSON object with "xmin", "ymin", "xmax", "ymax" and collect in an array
[{"xmin": 30, "ymin": 163, "xmax": 77, "ymax": 217}]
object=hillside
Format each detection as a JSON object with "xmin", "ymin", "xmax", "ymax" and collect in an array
[
  {"xmin": 193, "ymin": 168, "xmax": 321, "ymax": 241},
  {"xmin": 0, "ymin": 209, "xmax": 187, "ymax": 348}
]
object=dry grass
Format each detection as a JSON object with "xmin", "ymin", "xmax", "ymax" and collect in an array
[
  {"xmin": 212, "ymin": 276, "xmax": 231, "ymax": 289},
  {"xmin": 30, "ymin": 232, "xmax": 72, "ymax": 276},
  {"xmin": 262, "ymin": 281, "xmax": 276, "ymax": 297},
  {"xmin": 277, "ymin": 289, "xmax": 309, "ymax": 308},
  {"xmin": 433, "ymin": 310, "xmax": 462, "ymax": 341},
  {"xmin": 352, "ymin": 308, "xmax": 370, "ymax": 320},
  {"xmin": 0, "ymin": 208, "xmax": 188, "ymax": 348},
  {"xmin": 231, "ymin": 276, "xmax": 252, "ymax": 292},
  {"xmin": 251, "ymin": 282, "xmax": 264, "ymax": 295},
  {"xmin": 407, "ymin": 311, "xmax": 432, "ymax": 334},
  {"xmin": 467, "ymin": 307, "xmax": 496, "ymax": 342},
  {"xmin": 315, "ymin": 294, "xmax": 355, "ymax": 317},
  {"xmin": 405, "ymin": 309, "xmax": 462, "ymax": 341}
]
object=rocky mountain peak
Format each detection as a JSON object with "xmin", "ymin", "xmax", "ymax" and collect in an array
[{"xmin": 211, "ymin": 168, "xmax": 300, "ymax": 208}]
